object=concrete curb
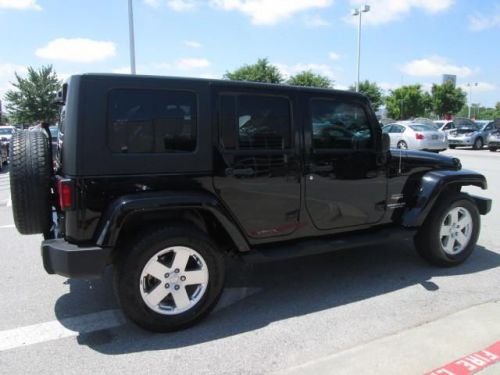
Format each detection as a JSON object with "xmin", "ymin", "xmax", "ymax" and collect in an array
[{"xmin": 273, "ymin": 301, "xmax": 500, "ymax": 375}]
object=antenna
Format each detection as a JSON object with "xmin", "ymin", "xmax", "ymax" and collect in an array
[{"xmin": 398, "ymin": 149, "xmax": 403, "ymax": 174}]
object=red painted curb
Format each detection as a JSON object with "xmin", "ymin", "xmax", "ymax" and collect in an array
[{"xmin": 425, "ymin": 341, "xmax": 500, "ymax": 375}]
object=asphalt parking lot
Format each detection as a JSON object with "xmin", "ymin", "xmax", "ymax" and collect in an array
[{"xmin": 0, "ymin": 148, "xmax": 499, "ymax": 374}]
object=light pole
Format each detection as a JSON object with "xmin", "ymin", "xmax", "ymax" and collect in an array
[
  {"xmin": 466, "ymin": 82, "xmax": 477, "ymax": 119},
  {"xmin": 352, "ymin": 4, "xmax": 370, "ymax": 92},
  {"xmin": 128, "ymin": 0, "xmax": 137, "ymax": 74}
]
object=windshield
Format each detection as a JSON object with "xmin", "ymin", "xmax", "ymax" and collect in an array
[
  {"xmin": 410, "ymin": 124, "xmax": 434, "ymax": 132},
  {"xmin": 456, "ymin": 123, "xmax": 480, "ymax": 130},
  {"xmin": 0, "ymin": 128, "xmax": 13, "ymax": 135}
]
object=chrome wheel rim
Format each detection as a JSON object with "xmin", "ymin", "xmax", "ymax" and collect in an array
[
  {"xmin": 397, "ymin": 141, "xmax": 408, "ymax": 149},
  {"xmin": 140, "ymin": 246, "xmax": 209, "ymax": 315},
  {"xmin": 439, "ymin": 207, "xmax": 473, "ymax": 255}
]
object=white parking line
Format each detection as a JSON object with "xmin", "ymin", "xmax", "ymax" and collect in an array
[
  {"xmin": 0, "ymin": 287, "xmax": 260, "ymax": 352},
  {"xmin": 6, "ymin": 196, "xmax": 11, "ymax": 207},
  {"xmin": 0, "ymin": 224, "xmax": 15, "ymax": 229},
  {"xmin": 0, "ymin": 309, "xmax": 126, "ymax": 352}
]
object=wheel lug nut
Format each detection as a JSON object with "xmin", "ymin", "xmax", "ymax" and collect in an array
[
  {"xmin": 165, "ymin": 283, "xmax": 170, "ymax": 289},
  {"xmin": 174, "ymin": 269, "xmax": 180, "ymax": 273},
  {"xmin": 164, "ymin": 273, "xmax": 169, "ymax": 278},
  {"xmin": 174, "ymin": 285, "xmax": 180, "ymax": 290},
  {"xmin": 180, "ymin": 276, "xmax": 186, "ymax": 281}
]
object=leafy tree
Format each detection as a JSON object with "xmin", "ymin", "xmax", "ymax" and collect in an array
[
  {"xmin": 349, "ymin": 80, "xmax": 383, "ymax": 111},
  {"xmin": 385, "ymin": 85, "xmax": 432, "ymax": 120},
  {"xmin": 223, "ymin": 58, "xmax": 284, "ymax": 84},
  {"xmin": 431, "ymin": 81, "xmax": 466, "ymax": 118},
  {"xmin": 5, "ymin": 65, "xmax": 61, "ymax": 124},
  {"xmin": 0, "ymin": 112, "xmax": 10, "ymax": 124},
  {"xmin": 287, "ymin": 70, "xmax": 332, "ymax": 88}
]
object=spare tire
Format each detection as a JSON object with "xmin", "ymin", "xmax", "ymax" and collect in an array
[{"xmin": 10, "ymin": 130, "xmax": 52, "ymax": 235}]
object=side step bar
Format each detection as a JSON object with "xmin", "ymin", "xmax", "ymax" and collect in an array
[{"xmin": 243, "ymin": 227, "xmax": 417, "ymax": 263}]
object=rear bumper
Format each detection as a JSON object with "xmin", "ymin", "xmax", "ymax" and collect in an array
[{"xmin": 41, "ymin": 239, "xmax": 111, "ymax": 279}]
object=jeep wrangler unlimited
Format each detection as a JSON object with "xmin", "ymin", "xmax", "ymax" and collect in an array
[{"xmin": 10, "ymin": 74, "xmax": 491, "ymax": 332}]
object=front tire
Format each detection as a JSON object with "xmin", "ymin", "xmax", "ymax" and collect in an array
[
  {"xmin": 415, "ymin": 193, "xmax": 480, "ymax": 267},
  {"xmin": 114, "ymin": 225, "xmax": 225, "ymax": 332},
  {"xmin": 489, "ymin": 147, "xmax": 497, "ymax": 152},
  {"xmin": 473, "ymin": 138, "xmax": 483, "ymax": 150}
]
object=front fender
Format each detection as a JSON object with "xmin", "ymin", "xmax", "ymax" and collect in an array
[
  {"xmin": 401, "ymin": 169, "xmax": 488, "ymax": 227},
  {"xmin": 94, "ymin": 190, "xmax": 250, "ymax": 252}
]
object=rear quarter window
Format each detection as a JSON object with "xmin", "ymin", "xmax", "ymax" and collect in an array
[{"xmin": 108, "ymin": 89, "xmax": 197, "ymax": 153}]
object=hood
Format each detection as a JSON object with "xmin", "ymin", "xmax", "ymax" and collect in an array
[
  {"xmin": 454, "ymin": 128, "xmax": 478, "ymax": 134},
  {"xmin": 391, "ymin": 149, "xmax": 461, "ymax": 171}
]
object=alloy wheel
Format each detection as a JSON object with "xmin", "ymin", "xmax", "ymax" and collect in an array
[
  {"xmin": 139, "ymin": 246, "xmax": 209, "ymax": 315},
  {"xmin": 439, "ymin": 207, "xmax": 473, "ymax": 255}
]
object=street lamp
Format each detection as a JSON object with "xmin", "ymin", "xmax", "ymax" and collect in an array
[
  {"xmin": 352, "ymin": 4, "xmax": 370, "ymax": 92},
  {"xmin": 466, "ymin": 82, "xmax": 477, "ymax": 119},
  {"xmin": 128, "ymin": 0, "xmax": 137, "ymax": 74}
]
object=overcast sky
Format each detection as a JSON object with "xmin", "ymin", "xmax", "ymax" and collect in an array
[{"xmin": 0, "ymin": 0, "xmax": 499, "ymax": 107}]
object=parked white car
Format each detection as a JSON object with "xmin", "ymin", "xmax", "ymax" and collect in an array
[{"xmin": 382, "ymin": 123, "xmax": 448, "ymax": 152}]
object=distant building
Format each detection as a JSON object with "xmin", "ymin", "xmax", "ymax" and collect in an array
[{"xmin": 442, "ymin": 74, "xmax": 457, "ymax": 87}]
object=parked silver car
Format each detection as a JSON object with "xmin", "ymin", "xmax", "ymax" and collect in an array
[
  {"xmin": 382, "ymin": 123, "xmax": 448, "ymax": 152},
  {"xmin": 487, "ymin": 127, "xmax": 500, "ymax": 152},
  {"xmin": 448, "ymin": 121, "xmax": 496, "ymax": 149}
]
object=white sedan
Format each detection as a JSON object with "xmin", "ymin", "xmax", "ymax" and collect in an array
[{"xmin": 383, "ymin": 123, "xmax": 448, "ymax": 152}]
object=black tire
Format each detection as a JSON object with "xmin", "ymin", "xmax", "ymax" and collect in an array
[
  {"xmin": 415, "ymin": 193, "xmax": 480, "ymax": 267},
  {"xmin": 397, "ymin": 141, "xmax": 408, "ymax": 149},
  {"xmin": 472, "ymin": 138, "xmax": 483, "ymax": 150},
  {"xmin": 449, "ymin": 145, "xmax": 456, "ymax": 149},
  {"xmin": 114, "ymin": 225, "xmax": 225, "ymax": 332},
  {"xmin": 9, "ymin": 130, "xmax": 52, "ymax": 235},
  {"xmin": 489, "ymin": 147, "xmax": 497, "ymax": 152}
]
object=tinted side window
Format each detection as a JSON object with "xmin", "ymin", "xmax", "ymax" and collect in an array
[
  {"xmin": 238, "ymin": 95, "xmax": 291, "ymax": 150},
  {"xmin": 108, "ymin": 89, "xmax": 197, "ymax": 153},
  {"xmin": 311, "ymin": 99, "xmax": 373, "ymax": 149}
]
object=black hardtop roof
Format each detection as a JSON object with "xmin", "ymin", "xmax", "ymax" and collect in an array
[{"xmin": 74, "ymin": 73, "xmax": 367, "ymax": 101}]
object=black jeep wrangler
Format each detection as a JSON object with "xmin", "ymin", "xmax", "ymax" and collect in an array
[{"xmin": 10, "ymin": 74, "xmax": 491, "ymax": 332}]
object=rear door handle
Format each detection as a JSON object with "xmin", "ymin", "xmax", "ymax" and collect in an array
[
  {"xmin": 310, "ymin": 165, "xmax": 334, "ymax": 173},
  {"xmin": 225, "ymin": 167, "xmax": 255, "ymax": 176}
]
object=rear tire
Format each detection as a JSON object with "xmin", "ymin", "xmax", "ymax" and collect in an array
[
  {"xmin": 489, "ymin": 147, "xmax": 497, "ymax": 152},
  {"xmin": 449, "ymin": 145, "xmax": 456, "ymax": 149},
  {"xmin": 9, "ymin": 130, "xmax": 52, "ymax": 235},
  {"xmin": 415, "ymin": 193, "xmax": 480, "ymax": 267},
  {"xmin": 397, "ymin": 141, "xmax": 408, "ymax": 150},
  {"xmin": 114, "ymin": 225, "xmax": 225, "ymax": 332}
]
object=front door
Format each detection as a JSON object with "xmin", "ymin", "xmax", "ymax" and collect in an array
[
  {"xmin": 212, "ymin": 88, "xmax": 301, "ymax": 239},
  {"xmin": 304, "ymin": 95, "xmax": 387, "ymax": 230}
]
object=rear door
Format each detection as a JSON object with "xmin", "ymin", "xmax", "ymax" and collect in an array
[
  {"xmin": 212, "ymin": 87, "xmax": 302, "ymax": 239},
  {"xmin": 303, "ymin": 94, "xmax": 387, "ymax": 230}
]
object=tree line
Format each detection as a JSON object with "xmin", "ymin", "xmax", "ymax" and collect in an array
[{"xmin": 2, "ymin": 60, "xmax": 499, "ymax": 124}]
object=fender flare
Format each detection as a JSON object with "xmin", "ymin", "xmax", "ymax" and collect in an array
[
  {"xmin": 94, "ymin": 190, "xmax": 250, "ymax": 252},
  {"xmin": 401, "ymin": 169, "xmax": 487, "ymax": 227}
]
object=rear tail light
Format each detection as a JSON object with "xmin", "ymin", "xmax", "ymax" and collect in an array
[
  {"xmin": 57, "ymin": 179, "xmax": 74, "ymax": 211},
  {"xmin": 415, "ymin": 133, "xmax": 425, "ymax": 140}
]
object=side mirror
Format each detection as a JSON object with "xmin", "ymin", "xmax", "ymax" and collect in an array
[{"xmin": 382, "ymin": 133, "xmax": 390, "ymax": 152}]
